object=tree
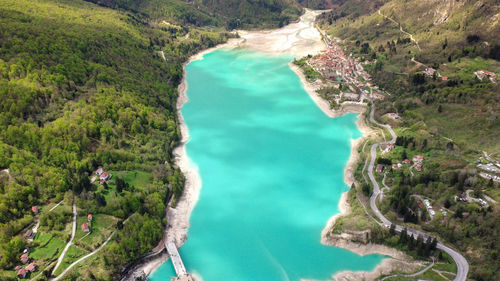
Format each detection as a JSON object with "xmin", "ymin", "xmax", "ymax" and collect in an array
[
  {"xmin": 437, "ymin": 104, "xmax": 443, "ymax": 113},
  {"xmin": 389, "ymin": 223, "xmax": 396, "ymax": 235},
  {"xmin": 362, "ymin": 183, "xmax": 372, "ymax": 196},
  {"xmin": 416, "ymin": 234, "xmax": 424, "ymax": 256},
  {"xmin": 399, "ymin": 227, "xmax": 408, "ymax": 243}
]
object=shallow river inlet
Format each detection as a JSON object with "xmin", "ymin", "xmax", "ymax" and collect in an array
[{"xmin": 150, "ymin": 49, "xmax": 385, "ymax": 281}]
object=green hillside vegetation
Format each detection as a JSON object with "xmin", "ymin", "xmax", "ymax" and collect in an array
[
  {"xmin": 86, "ymin": 0, "xmax": 302, "ymax": 29},
  {"xmin": 317, "ymin": 0, "xmax": 500, "ymax": 280},
  {"xmin": 0, "ymin": 0, "xmax": 236, "ymax": 279}
]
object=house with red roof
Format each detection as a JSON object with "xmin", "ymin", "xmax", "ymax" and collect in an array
[
  {"xmin": 20, "ymin": 253, "xmax": 29, "ymax": 264},
  {"xmin": 88, "ymin": 214, "xmax": 93, "ymax": 221},
  {"xmin": 26, "ymin": 263, "xmax": 36, "ymax": 273},
  {"xmin": 31, "ymin": 206, "xmax": 38, "ymax": 214},
  {"xmin": 82, "ymin": 223, "xmax": 90, "ymax": 232},
  {"xmin": 95, "ymin": 167, "xmax": 104, "ymax": 176},
  {"xmin": 17, "ymin": 268, "xmax": 27, "ymax": 279},
  {"xmin": 99, "ymin": 172, "xmax": 112, "ymax": 183},
  {"xmin": 413, "ymin": 155, "xmax": 424, "ymax": 163}
]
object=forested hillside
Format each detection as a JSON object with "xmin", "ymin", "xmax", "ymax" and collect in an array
[
  {"xmin": 316, "ymin": 0, "xmax": 500, "ymax": 280},
  {"xmin": 0, "ymin": 0, "xmax": 235, "ymax": 279},
  {"xmin": 86, "ymin": 0, "xmax": 302, "ymax": 29}
]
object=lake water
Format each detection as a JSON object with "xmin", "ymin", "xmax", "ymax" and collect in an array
[{"xmin": 150, "ymin": 49, "xmax": 384, "ymax": 281}]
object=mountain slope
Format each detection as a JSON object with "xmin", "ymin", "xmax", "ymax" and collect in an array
[
  {"xmin": 0, "ymin": 0, "xmax": 233, "ymax": 279},
  {"xmin": 316, "ymin": 0, "xmax": 500, "ymax": 280}
]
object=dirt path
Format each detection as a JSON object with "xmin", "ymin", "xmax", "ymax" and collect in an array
[
  {"xmin": 51, "ymin": 201, "xmax": 77, "ymax": 276},
  {"xmin": 49, "ymin": 201, "xmax": 63, "ymax": 212},
  {"xmin": 380, "ymin": 257, "xmax": 435, "ymax": 280},
  {"xmin": 378, "ymin": 10, "xmax": 421, "ymax": 51}
]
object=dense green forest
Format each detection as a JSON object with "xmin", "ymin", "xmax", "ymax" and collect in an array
[
  {"xmin": 86, "ymin": 0, "xmax": 302, "ymax": 29},
  {"xmin": 0, "ymin": 0, "xmax": 242, "ymax": 279}
]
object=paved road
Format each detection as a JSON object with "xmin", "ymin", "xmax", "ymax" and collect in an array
[
  {"xmin": 366, "ymin": 105, "xmax": 469, "ymax": 281},
  {"xmin": 52, "ymin": 201, "xmax": 77, "ymax": 275}
]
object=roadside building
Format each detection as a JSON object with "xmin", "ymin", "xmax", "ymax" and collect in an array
[
  {"xmin": 376, "ymin": 164, "xmax": 384, "ymax": 173},
  {"xmin": 31, "ymin": 206, "xmax": 38, "ymax": 214},
  {"xmin": 88, "ymin": 214, "xmax": 93, "ymax": 222}
]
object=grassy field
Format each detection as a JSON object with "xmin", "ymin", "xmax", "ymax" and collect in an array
[
  {"xmin": 31, "ymin": 232, "xmax": 66, "ymax": 260},
  {"xmin": 53, "ymin": 245, "xmax": 89, "ymax": 276},
  {"xmin": 74, "ymin": 214, "xmax": 119, "ymax": 249}
]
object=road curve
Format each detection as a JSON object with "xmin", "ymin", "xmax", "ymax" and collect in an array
[{"xmin": 366, "ymin": 105, "xmax": 469, "ymax": 281}]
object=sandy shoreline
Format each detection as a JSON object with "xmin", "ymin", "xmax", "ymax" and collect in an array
[{"xmin": 133, "ymin": 9, "xmax": 413, "ymax": 281}]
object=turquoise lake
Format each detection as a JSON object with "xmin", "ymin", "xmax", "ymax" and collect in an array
[{"xmin": 150, "ymin": 49, "xmax": 384, "ymax": 281}]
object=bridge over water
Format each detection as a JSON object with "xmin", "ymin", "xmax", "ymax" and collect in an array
[{"xmin": 165, "ymin": 241, "xmax": 194, "ymax": 281}]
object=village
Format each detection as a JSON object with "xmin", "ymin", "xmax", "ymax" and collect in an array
[
  {"xmin": 306, "ymin": 35, "xmax": 382, "ymax": 104},
  {"xmin": 10, "ymin": 167, "xmax": 121, "ymax": 280}
]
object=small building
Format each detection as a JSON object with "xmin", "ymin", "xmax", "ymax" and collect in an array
[
  {"xmin": 31, "ymin": 206, "xmax": 38, "ymax": 214},
  {"xmin": 403, "ymin": 159, "xmax": 410, "ymax": 164},
  {"xmin": 20, "ymin": 253, "xmax": 29, "ymax": 264},
  {"xmin": 412, "ymin": 155, "xmax": 424, "ymax": 163},
  {"xmin": 95, "ymin": 168, "xmax": 104, "ymax": 176},
  {"xmin": 26, "ymin": 263, "xmax": 36, "ymax": 273},
  {"xmin": 441, "ymin": 76, "xmax": 448, "ymax": 81},
  {"xmin": 376, "ymin": 164, "xmax": 384, "ymax": 173},
  {"xmin": 17, "ymin": 268, "xmax": 27, "ymax": 279},
  {"xmin": 424, "ymin": 67, "xmax": 436, "ymax": 76},
  {"xmin": 416, "ymin": 165, "xmax": 422, "ymax": 172},
  {"xmin": 24, "ymin": 229, "xmax": 34, "ymax": 240},
  {"xmin": 100, "ymin": 172, "xmax": 112, "ymax": 181},
  {"xmin": 88, "ymin": 214, "xmax": 93, "ymax": 222},
  {"xmin": 82, "ymin": 223, "xmax": 90, "ymax": 233},
  {"xmin": 387, "ymin": 113, "xmax": 400, "ymax": 120}
]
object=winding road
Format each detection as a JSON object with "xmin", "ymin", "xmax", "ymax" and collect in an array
[{"xmin": 366, "ymin": 105, "xmax": 469, "ymax": 281}]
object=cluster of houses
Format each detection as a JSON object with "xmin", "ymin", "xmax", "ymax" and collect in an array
[
  {"xmin": 310, "ymin": 43, "xmax": 364, "ymax": 81},
  {"xmin": 91, "ymin": 167, "xmax": 112, "ymax": 185},
  {"xmin": 16, "ymin": 252, "xmax": 37, "ymax": 279},
  {"xmin": 474, "ymin": 70, "xmax": 497, "ymax": 82},
  {"xmin": 423, "ymin": 68, "xmax": 497, "ymax": 83},
  {"xmin": 376, "ymin": 155, "xmax": 424, "ymax": 173}
]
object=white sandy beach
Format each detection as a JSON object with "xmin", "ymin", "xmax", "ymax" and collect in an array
[{"xmin": 136, "ymin": 8, "xmax": 415, "ymax": 281}]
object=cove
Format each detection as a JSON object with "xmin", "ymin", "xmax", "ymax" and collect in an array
[{"xmin": 150, "ymin": 48, "xmax": 384, "ymax": 281}]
